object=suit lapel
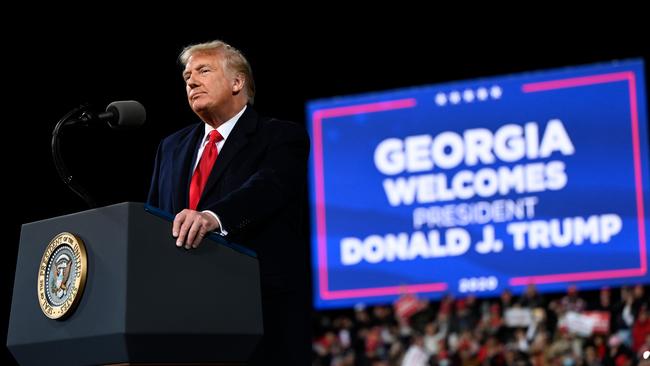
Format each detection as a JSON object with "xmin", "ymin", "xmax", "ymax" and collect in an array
[
  {"xmin": 171, "ymin": 123, "xmax": 204, "ymax": 211},
  {"xmin": 198, "ymin": 106, "xmax": 258, "ymax": 206}
]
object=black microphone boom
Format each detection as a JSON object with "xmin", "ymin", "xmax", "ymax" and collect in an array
[{"xmin": 52, "ymin": 100, "xmax": 147, "ymax": 208}]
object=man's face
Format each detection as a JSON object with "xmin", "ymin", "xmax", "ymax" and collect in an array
[{"xmin": 183, "ymin": 51, "xmax": 234, "ymax": 115}]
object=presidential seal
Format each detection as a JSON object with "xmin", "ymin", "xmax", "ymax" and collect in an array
[{"xmin": 37, "ymin": 232, "xmax": 88, "ymax": 319}]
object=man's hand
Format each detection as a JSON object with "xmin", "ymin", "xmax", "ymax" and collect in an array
[{"xmin": 173, "ymin": 209, "xmax": 220, "ymax": 249}]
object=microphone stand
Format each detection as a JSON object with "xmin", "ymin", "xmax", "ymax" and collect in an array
[{"xmin": 51, "ymin": 105, "xmax": 97, "ymax": 208}]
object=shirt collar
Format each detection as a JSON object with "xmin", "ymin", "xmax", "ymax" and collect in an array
[{"xmin": 202, "ymin": 104, "xmax": 247, "ymax": 143}]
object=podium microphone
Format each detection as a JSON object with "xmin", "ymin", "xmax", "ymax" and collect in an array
[
  {"xmin": 66, "ymin": 100, "xmax": 146, "ymax": 129},
  {"xmin": 52, "ymin": 101, "xmax": 147, "ymax": 208}
]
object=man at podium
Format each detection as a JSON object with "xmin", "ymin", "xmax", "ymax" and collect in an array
[{"xmin": 147, "ymin": 39, "xmax": 311, "ymax": 365}]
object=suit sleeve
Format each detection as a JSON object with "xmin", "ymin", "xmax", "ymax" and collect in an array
[{"xmin": 206, "ymin": 124, "xmax": 310, "ymax": 236}]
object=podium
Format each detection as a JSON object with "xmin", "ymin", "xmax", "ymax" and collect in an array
[{"xmin": 7, "ymin": 202, "xmax": 262, "ymax": 365}]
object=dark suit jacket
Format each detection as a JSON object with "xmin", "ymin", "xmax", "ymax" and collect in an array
[{"xmin": 147, "ymin": 106, "xmax": 310, "ymax": 293}]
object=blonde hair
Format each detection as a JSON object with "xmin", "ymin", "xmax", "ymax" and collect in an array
[{"xmin": 179, "ymin": 40, "xmax": 256, "ymax": 104}]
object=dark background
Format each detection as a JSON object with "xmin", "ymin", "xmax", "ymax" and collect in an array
[{"xmin": 4, "ymin": 15, "xmax": 649, "ymax": 364}]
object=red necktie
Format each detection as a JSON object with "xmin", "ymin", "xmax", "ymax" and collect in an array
[{"xmin": 189, "ymin": 130, "xmax": 223, "ymax": 210}]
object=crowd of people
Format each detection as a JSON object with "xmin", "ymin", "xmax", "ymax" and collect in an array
[{"xmin": 312, "ymin": 284, "xmax": 650, "ymax": 366}]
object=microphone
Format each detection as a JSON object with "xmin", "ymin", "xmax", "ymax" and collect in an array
[
  {"xmin": 52, "ymin": 100, "xmax": 146, "ymax": 208},
  {"xmin": 68, "ymin": 100, "xmax": 146, "ymax": 129}
]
